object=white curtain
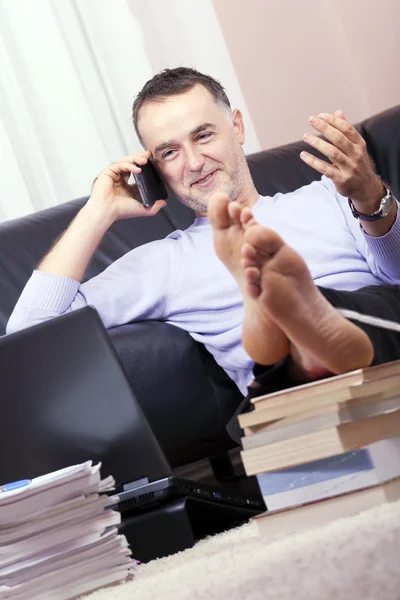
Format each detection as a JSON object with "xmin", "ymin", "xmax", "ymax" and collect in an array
[{"xmin": 0, "ymin": 0, "xmax": 260, "ymax": 222}]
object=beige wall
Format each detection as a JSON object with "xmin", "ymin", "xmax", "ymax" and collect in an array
[
  {"xmin": 126, "ymin": 0, "xmax": 261, "ymax": 154},
  {"xmin": 213, "ymin": 0, "xmax": 400, "ymax": 150}
]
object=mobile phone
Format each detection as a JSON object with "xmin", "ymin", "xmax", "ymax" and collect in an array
[{"xmin": 133, "ymin": 160, "xmax": 168, "ymax": 208}]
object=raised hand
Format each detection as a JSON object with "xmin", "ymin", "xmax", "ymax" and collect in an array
[{"xmin": 300, "ymin": 110, "xmax": 385, "ymax": 213}]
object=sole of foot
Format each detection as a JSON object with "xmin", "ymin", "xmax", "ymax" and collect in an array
[{"xmin": 241, "ymin": 221, "xmax": 374, "ymax": 376}]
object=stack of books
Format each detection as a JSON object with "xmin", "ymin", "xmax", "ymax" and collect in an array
[
  {"xmin": 0, "ymin": 461, "xmax": 135, "ymax": 600},
  {"xmin": 239, "ymin": 360, "xmax": 400, "ymax": 537}
]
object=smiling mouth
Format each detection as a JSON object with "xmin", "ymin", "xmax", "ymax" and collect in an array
[{"xmin": 191, "ymin": 170, "xmax": 217, "ymax": 187}]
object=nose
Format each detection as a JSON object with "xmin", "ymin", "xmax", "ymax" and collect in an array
[{"xmin": 185, "ymin": 146, "xmax": 205, "ymax": 172}]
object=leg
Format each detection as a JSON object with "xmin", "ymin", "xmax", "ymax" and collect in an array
[{"xmin": 316, "ymin": 285, "xmax": 400, "ymax": 366}]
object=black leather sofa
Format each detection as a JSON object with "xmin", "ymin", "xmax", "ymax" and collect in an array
[{"xmin": 1, "ymin": 105, "xmax": 399, "ymax": 470}]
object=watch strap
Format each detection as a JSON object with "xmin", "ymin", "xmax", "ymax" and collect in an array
[{"xmin": 348, "ymin": 185, "xmax": 393, "ymax": 222}]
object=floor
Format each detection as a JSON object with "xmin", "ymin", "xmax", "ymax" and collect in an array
[{"xmin": 82, "ymin": 499, "xmax": 400, "ymax": 600}]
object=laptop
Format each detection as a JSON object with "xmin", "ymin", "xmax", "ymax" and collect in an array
[{"xmin": 0, "ymin": 306, "xmax": 264, "ymax": 515}]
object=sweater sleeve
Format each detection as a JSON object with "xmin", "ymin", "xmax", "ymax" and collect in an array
[
  {"xmin": 321, "ymin": 176, "xmax": 400, "ymax": 284},
  {"xmin": 6, "ymin": 237, "xmax": 176, "ymax": 334}
]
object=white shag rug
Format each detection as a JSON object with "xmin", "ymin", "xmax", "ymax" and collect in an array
[{"xmin": 83, "ymin": 500, "xmax": 400, "ymax": 600}]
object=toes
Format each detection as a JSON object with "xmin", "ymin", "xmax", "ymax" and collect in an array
[
  {"xmin": 241, "ymin": 257, "xmax": 252, "ymax": 270},
  {"xmin": 245, "ymin": 265, "xmax": 261, "ymax": 285},
  {"xmin": 241, "ymin": 242, "xmax": 257, "ymax": 266},
  {"xmin": 208, "ymin": 193, "xmax": 231, "ymax": 230},
  {"xmin": 227, "ymin": 201, "xmax": 242, "ymax": 226},
  {"xmin": 240, "ymin": 207, "xmax": 255, "ymax": 228},
  {"xmin": 241, "ymin": 256, "xmax": 258, "ymax": 271},
  {"xmin": 244, "ymin": 224, "xmax": 284, "ymax": 256},
  {"xmin": 244, "ymin": 266, "xmax": 261, "ymax": 299}
]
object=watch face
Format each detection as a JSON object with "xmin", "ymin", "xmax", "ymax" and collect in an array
[{"xmin": 381, "ymin": 194, "xmax": 393, "ymax": 217}]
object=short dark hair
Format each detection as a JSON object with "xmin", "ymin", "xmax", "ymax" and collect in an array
[{"xmin": 132, "ymin": 67, "xmax": 231, "ymax": 144}]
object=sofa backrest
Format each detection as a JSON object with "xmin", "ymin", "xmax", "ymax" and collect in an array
[{"xmin": 0, "ymin": 105, "xmax": 398, "ymax": 335}]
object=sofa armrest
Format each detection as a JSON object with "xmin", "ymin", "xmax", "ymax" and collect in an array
[{"xmin": 108, "ymin": 321, "xmax": 243, "ymax": 467}]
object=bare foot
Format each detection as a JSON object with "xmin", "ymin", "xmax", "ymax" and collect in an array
[
  {"xmin": 241, "ymin": 222, "xmax": 374, "ymax": 376},
  {"xmin": 207, "ymin": 192, "xmax": 251, "ymax": 287},
  {"xmin": 208, "ymin": 193, "xmax": 290, "ymax": 365}
]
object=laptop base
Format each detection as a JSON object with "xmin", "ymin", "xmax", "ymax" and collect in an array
[{"xmin": 119, "ymin": 494, "xmax": 261, "ymax": 563}]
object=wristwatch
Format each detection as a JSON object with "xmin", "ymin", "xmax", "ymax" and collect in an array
[{"xmin": 348, "ymin": 185, "xmax": 395, "ymax": 222}]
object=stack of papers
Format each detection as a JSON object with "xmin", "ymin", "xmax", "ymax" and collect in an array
[{"xmin": 0, "ymin": 461, "xmax": 135, "ymax": 599}]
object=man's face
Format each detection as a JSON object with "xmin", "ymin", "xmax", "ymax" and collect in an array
[{"xmin": 138, "ymin": 85, "xmax": 247, "ymax": 215}]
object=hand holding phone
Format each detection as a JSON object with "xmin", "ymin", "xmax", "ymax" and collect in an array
[
  {"xmin": 132, "ymin": 159, "xmax": 168, "ymax": 208},
  {"xmin": 90, "ymin": 152, "xmax": 167, "ymax": 222}
]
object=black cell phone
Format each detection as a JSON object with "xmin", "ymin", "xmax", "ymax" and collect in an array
[{"xmin": 133, "ymin": 160, "xmax": 168, "ymax": 208}]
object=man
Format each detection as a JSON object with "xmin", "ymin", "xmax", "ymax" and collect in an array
[{"xmin": 7, "ymin": 68, "xmax": 400, "ymax": 434}]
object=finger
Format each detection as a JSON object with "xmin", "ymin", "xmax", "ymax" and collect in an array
[
  {"xmin": 308, "ymin": 116, "xmax": 355, "ymax": 156},
  {"xmin": 106, "ymin": 162, "xmax": 142, "ymax": 182},
  {"xmin": 119, "ymin": 151, "xmax": 151, "ymax": 164},
  {"xmin": 314, "ymin": 113, "xmax": 362, "ymax": 146},
  {"xmin": 141, "ymin": 199, "xmax": 167, "ymax": 217},
  {"xmin": 334, "ymin": 109, "xmax": 346, "ymax": 120},
  {"xmin": 300, "ymin": 151, "xmax": 339, "ymax": 178},
  {"xmin": 303, "ymin": 133, "xmax": 347, "ymax": 166}
]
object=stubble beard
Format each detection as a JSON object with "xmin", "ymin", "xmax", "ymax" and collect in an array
[{"xmin": 176, "ymin": 147, "xmax": 246, "ymax": 215}]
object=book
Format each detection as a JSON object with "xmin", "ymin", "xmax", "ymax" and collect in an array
[
  {"xmin": 241, "ymin": 407, "xmax": 400, "ymax": 475},
  {"xmin": 254, "ymin": 475, "xmax": 400, "ymax": 539},
  {"xmin": 240, "ymin": 361, "xmax": 400, "ymax": 528},
  {"xmin": 245, "ymin": 380, "xmax": 400, "ymax": 435},
  {"xmin": 239, "ymin": 374, "xmax": 400, "ymax": 429},
  {"xmin": 241, "ymin": 395, "xmax": 400, "ymax": 450},
  {"xmin": 251, "ymin": 359, "xmax": 400, "ymax": 409},
  {"xmin": 255, "ymin": 437, "xmax": 400, "ymax": 510}
]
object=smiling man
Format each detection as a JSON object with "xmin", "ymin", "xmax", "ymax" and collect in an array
[{"xmin": 7, "ymin": 67, "xmax": 400, "ymax": 439}]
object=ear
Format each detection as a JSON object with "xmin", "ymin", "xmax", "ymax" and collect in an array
[{"xmin": 232, "ymin": 108, "xmax": 245, "ymax": 145}]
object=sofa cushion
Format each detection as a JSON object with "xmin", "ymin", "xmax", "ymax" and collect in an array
[{"xmin": 109, "ymin": 321, "xmax": 241, "ymax": 466}]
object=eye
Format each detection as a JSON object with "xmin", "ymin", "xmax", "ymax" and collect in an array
[
  {"xmin": 197, "ymin": 132, "xmax": 212, "ymax": 142},
  {"xmin": 162, "ymin": 149, "xmax": 176, "ymax": 160}
]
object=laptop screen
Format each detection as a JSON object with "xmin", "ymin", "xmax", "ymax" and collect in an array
[{"xmin": 0, "ymin": 306, "xmax": 171, "ymax": 487}]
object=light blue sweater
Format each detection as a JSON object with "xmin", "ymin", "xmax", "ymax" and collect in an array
[{"xmin": 7, "ymin": 177, "xmax": 400, "ymax": 395}]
